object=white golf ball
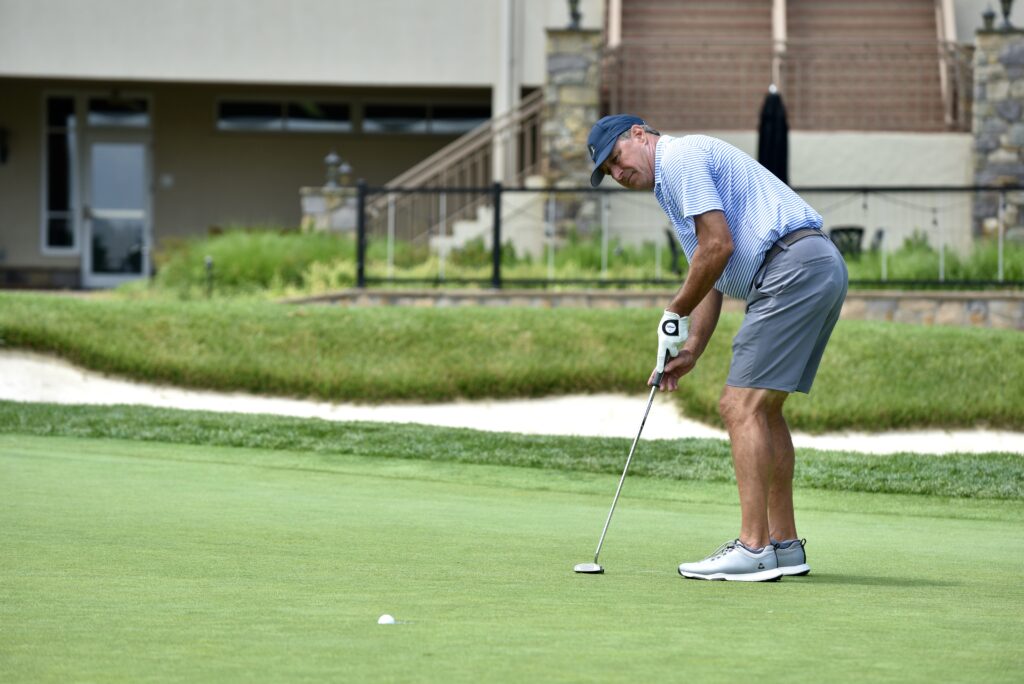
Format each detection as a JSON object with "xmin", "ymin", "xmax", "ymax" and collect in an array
[{"xmin": 377, "ymin": 614, "xmax": 396, "ymax": 625}]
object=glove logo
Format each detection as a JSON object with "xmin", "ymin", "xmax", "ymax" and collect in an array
[{"xmin": 662, "ymin": 320, "xmax": 678, "ymax": 336}]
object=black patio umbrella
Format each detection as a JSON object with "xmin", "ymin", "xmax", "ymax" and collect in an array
[{"xmin": 757, "ymin": 84, "xmax": 789, "ymax": 185}]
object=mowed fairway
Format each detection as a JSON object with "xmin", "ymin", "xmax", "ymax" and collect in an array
[{"xmin": 2, "ymin": 433, "xmax": 1022, "ymax": 683}]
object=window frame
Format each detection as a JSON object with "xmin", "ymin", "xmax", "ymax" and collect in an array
[
  {"xmin": 40, "ymin": 92, "xmax": 80, "ymax": 256},
  {"xmin": 40, "ymin": 91, "xmax": 153, "ymax": 258},
  {"xmin": 361, "ymin": 102, "xmax": 491, "ymax": 136},
  {"xmin": 215, "ymin": 98, "xmax": 354, "ymax": 134}
]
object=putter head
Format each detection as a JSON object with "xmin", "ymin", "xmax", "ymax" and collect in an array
[{"xmin": 573, "ymin": 562, "xmax": 604, "ymax": 574}]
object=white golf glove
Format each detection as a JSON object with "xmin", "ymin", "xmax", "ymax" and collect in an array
[{"xmin": 656, "ymin": 310, "xmax": 689, "ymax": 373}]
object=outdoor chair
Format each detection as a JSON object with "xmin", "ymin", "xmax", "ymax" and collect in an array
[
  {"xmin": 869, "ymin": 228, "xmax": 885, "ymax": 252},
  {"xmin": 828, "ymin": 225, "xmax": 864, "ymax": 257},
  {"xmin": 665, "ymin": 228, "xmax": 682, "ymax": 275}
]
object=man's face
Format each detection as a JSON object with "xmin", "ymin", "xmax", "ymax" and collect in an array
[{"xmin": 601, "ymin": 127, "xmax": 655, "ymax": 190}]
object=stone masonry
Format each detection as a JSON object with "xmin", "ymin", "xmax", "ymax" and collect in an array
[
  {"xmin": 973, "ymin": 27, "xmax": 1024, "ymax": 239},
  {"xmin": 543, "ymin": 28, "xmax": 601, "ymax": 186},
  {"xmin": 288, "ymin": 289, "xmax": 1024, "ymax": 330}
]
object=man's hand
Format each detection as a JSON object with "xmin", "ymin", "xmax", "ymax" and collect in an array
[
  {"xmin": 656, "ymin": 310, "xmax": 689, "ymax": 374},
  {"xmin": 649, "ymin": 350, "xmax": 697, "ymax": 392}
]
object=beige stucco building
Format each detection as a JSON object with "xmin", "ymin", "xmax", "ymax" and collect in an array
[
  {"xmin": 0, "ymin": 0, "xmax": 1011, "ymax": 288},
  {"xmin": 0, "ymin": 0, "xmax": 601, "ymax": 287}
]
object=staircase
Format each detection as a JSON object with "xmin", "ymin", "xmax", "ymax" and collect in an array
[
  {"xmin": 604, "ymin": 0, "xmax": 970, "ymax": 132},
  {"xmin": 365, "ymin": 89, "xmax": 547, "ymax": 254}
]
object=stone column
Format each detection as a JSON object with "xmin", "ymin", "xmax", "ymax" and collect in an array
[
  {"xmin": 973, "ymin": 27, "xmax": 1024, "ymax": 239},
  {"xmin": 543, "ymin": 28, "xmax": 602, "ymax": 186}
]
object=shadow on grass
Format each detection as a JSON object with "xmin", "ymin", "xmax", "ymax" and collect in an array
[{"xmin": 805, "ymin": 573, "xmax": 960, "ymax": 588}]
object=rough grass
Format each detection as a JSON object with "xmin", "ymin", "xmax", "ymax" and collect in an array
[
  {"xmin": 1, "ymin": 292, "xmax": 1022, "ymax": 432},
  {"xmin": 2, "ymin": 401, "xmax": 1021, "ymax": 499}
]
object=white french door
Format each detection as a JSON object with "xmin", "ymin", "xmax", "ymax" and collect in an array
[{"xmin": 81, "ymin": 131, "xmax": 151, "ymax": 288}]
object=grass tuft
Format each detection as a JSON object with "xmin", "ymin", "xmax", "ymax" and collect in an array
[{"xmin": 1, "ymin": 401, "xmax": 1021, "ymax": 499}]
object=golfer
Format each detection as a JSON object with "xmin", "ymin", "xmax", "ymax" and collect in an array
[{"xmin": 587, "ymin": 115, "xmax": 848, "ymax": 582}]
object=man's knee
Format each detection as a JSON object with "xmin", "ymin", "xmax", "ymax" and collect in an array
[
  {"xmin": 719, "ymin": 386, "xmax": 787, "ymax": 428},
  {"xmin": 719, "ymin": 386, "xmax": 755, "ymax": 429}
]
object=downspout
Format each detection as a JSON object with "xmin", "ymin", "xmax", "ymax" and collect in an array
[{"xmin": 772, "ymin": 0, "xmax": 786, "ymax": 90}]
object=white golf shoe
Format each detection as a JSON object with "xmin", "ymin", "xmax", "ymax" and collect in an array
[
  {"xmin": 677, "ymin": 539, "xmax": 784, "ymax": 582},
  {"xmin": 773, "ymin": 538, "xmax": 811, "ymax": 576}
]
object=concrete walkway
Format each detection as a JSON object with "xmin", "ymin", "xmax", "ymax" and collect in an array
[{"xmin": 1, "ymin": 350, "xmax": 1021, "ymax": 455}]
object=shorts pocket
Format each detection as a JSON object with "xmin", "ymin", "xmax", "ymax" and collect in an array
[
  {"xmin": 799, "ymin": 254, "xmax": 836, "ymax": 267},
  {"xmin": 755, "ymin": 262, "xmax": 800, "ymax": 298}
]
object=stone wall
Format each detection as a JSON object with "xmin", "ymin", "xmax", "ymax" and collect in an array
[
  {"xmin": 289, "ymin": 289, "xmax": 1024, "ymax": 330},
  {"xmin": 973, "ymin": 28, "xmax": 1024, "ymax": 239},
  {"xmin": 543, "ymin": 28, "xmax": 601, "ymax": 186}
]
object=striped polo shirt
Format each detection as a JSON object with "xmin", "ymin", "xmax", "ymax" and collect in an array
[{"xmin": 654, "ymin": 135, "xmax": 822, "ymax": 299}]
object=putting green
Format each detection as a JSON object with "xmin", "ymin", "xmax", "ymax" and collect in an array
[{"xmin": 2, "ymin": 434, "xmax": 1022, "ymax": 683}]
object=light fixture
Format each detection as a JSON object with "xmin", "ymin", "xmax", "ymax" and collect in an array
[
  {"xmin": 324, "ymin": 150, "xmax": 341, "ymax": 188},
  {"xmin": 1000, "ymin": 0, "xmax": 1014, "ymax": 30},
  {"xmin": 984, "ymin": 5, "xmax": 997, "ymax": 30},
  {"xmin": 568, "ymin": 0, "xmax": 581, "ymax": 30}
]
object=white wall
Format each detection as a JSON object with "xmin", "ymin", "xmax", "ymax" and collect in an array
[
  {"xmin": 680, "ymin": 131, "xmax": 972, "ymax": 186},
  {"xmin": 600, "ymin": 131, "xmax": 976, "ymax": 254},
  {"xmin": 954, "ymin": 0, "xmax": 1024, "ymax": 42},
  {"xmin": 0, "ymin": 0, "xmax": 602, "ymax": 87}
]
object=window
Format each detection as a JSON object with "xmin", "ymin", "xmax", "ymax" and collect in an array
[
  {"xmin": 363, "ymin": 104, "xmax": 429, "ymax": 134},
  {"xmin": 363, "ymin": 103, "xmax": 490, "ymax": 135},
  {"xmin": 286, "ymin": 102, "xmax": 351, "ymax": 132},
  {"xmin": 87, "ymin": 97, "xmax": 150, "ymax": 128},
  {"xmin": 43, "ymin": 96, "xmax": 77, "ymax": 251},
  {"xmin": 218, "ymin": 101, "xmax": 284, "ymax": 131},
  {"xmin": 430, "ymin": 104, "xmax": 491, "ymax": 134},
  {"xmin": 217, "ymin": 100, "xmax": 351, "ymax": 132}
]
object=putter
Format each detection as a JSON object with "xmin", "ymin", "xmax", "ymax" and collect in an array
[{"xmin": 574, "ymin": 356, "xmax": 666, "ymax": 574}]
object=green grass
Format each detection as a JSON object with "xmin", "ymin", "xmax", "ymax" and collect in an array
[
  {"xmin": 141, "ymin": 229, "xmax": 687, "ymax": 299},
  {"xmin": 1, "ymin": 292, "xmax": 1022, "ymax": 432},
  {"xmin": 2, "ymin": 432, "xmax": 1022, "ymax": 683},
  {"xmin": 1, "ymin": 402, "xmax": 1021, "ymax": 500},
  {"xmin": 151, "ymin": 228, "xmax": 355, "ymax": 297},
  {"xmin": 140, "ymin": 229, "xmax": 1024, "ymax": 299},
  {"xmin": 845, "ymin": 233, "xmax": 1024, "ymax": 283}
]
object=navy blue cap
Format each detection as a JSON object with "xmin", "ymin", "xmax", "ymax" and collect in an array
[{"xmin": 587, "ymin": 114, "xmax": 645, "ymax": 187}]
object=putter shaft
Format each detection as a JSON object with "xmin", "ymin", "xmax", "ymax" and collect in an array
[{"xmin": 591, "ymin": 381, "xmax": 659, "ymax": 564}]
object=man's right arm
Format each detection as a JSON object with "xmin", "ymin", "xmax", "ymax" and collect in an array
[
  {"xmin": 665, "ymin": 210, "xmax": 733, "ymax": 317},
  {"xmin": 652, "ymin": 288, "xmax": 723, "ymax": 391}
]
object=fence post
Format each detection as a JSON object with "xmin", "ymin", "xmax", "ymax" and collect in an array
[
  {"xmin": 439, "ymin": 192, "xmax": 447, "ymax": 281},
  {"xmin": 998, "ymin": 190, "xmax": 1006, "ymax": 282},
  {"xmin": 547, "ymin": 193, "xmax": 556, "ymax": 281},
  {"xmin": 492, "ymin": 182, "xmax": 502, "ymax": 289},
  {"xmin": 601, "ymin": 192, "xmax": 609, "ymax": 279},
  {"xmin": 356, "ymin": 179, "xmax": 367, "ymax": 288}
]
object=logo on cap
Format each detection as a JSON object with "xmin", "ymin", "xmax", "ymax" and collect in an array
[{"xmin": 588, "ymin": 144, "xmax": 596, "ymax": 160}]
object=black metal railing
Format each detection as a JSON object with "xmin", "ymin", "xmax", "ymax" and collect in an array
[{"xmin": 354, "ymin": 181, "xmax": 1024, "ymax": 290}]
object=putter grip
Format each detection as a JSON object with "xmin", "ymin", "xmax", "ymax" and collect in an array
[{"xmin": 650, "ymin": 350, "xmax": 670, "ymax": 387}]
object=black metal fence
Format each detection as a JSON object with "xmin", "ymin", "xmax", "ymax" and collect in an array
[{"xmin": 354, "ymin": 181, "xmax": 1024, "ymax": 289}]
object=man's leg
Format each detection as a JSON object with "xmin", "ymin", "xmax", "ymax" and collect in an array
[
  {"xmin": 676, "ymin": 383, "xmax": 788, "ymax": 581},
  {"xmin": 718, "ymin": 385, "xmax": 790, "ymax": 550},
  {"xmin": 766, "ymin": 408, "xmax": 798, "ymax": 543}
]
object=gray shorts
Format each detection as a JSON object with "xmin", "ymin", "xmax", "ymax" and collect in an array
[{"xmin": 726, "ymin": 232, "xmax": 848, "ymax": 394}]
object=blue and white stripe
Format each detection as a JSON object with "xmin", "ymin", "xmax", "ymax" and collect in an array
[{"xmin": 654, "ymin": 135, "xmax": 822, "ymax": 300}]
